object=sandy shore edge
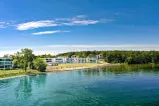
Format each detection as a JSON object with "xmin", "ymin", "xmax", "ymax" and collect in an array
[
  {"xmin": 0, "ymin": 63, "xmax": 120, "ymax": 80},
  {"xmin": 46, "ymin": 63, "xmax": 120, "ymax": 72},
  {"xmin": 0, "ymin": 75, "xmax": 27, "ymax": 80}
]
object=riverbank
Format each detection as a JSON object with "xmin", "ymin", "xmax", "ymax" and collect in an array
[
  {"xmin": 0, "ymin": 69, "xmax": 41, "ymax": 79},
  {"xmin": 46, "ymin": 63, "xmax": 120, "ymax": 72},
  {"xmin": 0, "ymin": 63, "xmax": 120, "ymax": 79}
]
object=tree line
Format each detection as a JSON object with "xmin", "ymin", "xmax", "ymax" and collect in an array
[
  {"xmin": 9, "ymin": 50, "xmax": 159, "ymax": 71},
  {"xmin": 56, "ymin": 51, "xmax": 159, "ymax": 64}
]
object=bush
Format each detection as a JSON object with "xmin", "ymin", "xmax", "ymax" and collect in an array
[{"xmin": 33, "ymin": 58, "xmax": 47, "ymax": 72}]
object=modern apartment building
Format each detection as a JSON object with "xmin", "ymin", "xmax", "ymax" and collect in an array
[
  {"xmin": 0, "ymin": 57, "xmax": 13, "ymax": 70},
  {"xmin": 86, "ymin": 58, "xmax": 98, "ymax": 63},
  {"xmin": 45, "ymin": 55, "xmax": 99, "ymax": 65}
]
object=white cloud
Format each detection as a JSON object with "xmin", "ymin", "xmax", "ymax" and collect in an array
[
  {"xmin": 16, "ymin": 20, "xmax": 58, "ymax": 30},
  {"xmin": 75, "ymin": 15, "xmax": 86, "ymax": 18},
  {"xmin": 32, "ymin": 30, "xmax": 70, "ymax": 35},
  {"xmin": 0, "ymin": 44, "xmax": 159, "ymax": 56},
  {"xmin": 0, "ymin": 22, "xmax": 11, "ymax": 29},
  {"xmin": 59, "ymin": 15, "xmax": 100, "ymax": 26},
  {"xmin": 0, "ymin": 25, "xmax": 6, "ymax": 28},
  {"xmin": 37, "ymin": 44, "xmax": 159, "ymax": 55},
  {"xmin": 44, "ymin": 44, "xmax": 159, "ymax": 49},
  {"xmin": 71, "ymin": 20, "xmax": 99, "ymax": 25},
  {"xmin": 16, "ymin": 15, "xmax": 112, "ymax": 30},
  {"xmin": 55, "ymin": 15, "xmax": 86, "ymax": 21}
]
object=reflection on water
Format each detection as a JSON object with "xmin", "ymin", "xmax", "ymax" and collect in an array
[
  {"xmin": 0, "ymin": 74, "xmax": 47, "ymax": 106},
  {"xmin": 15, "ymin": 77, "xmax": 32, "ymax": 99},
  {"xmin": 0, "ymin": 65, "xmax": 159, "ymax": 105},
  {"xmin": 15, "ymin": 74, "xmax": 47, "ymax": 99}
]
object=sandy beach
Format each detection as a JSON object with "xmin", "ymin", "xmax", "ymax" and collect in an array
[{"xmin": 46, "ymin": 63, "xmax": 120, "ymax": 72}]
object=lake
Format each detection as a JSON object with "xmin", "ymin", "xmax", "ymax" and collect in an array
[{"xmin": 0, "ymin": 65, "xmax": 159, "ymax": 106}]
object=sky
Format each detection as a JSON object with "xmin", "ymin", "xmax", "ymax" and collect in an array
[{"xmin": 0, "ymin": 0, "xmax": 159, "ymax": 56}]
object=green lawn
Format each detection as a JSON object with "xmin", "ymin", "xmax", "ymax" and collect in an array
[{"xmin": 0, "ymin": 69, "xmax": 40, "ymax": 78}]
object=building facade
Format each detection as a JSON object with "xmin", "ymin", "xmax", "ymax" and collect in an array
[
  {"xmin": 86, "ymin": 58, "xmax": 98, "ymax": 63},
  {"xmin": 45, "ymin": 55, "xmax": 99, "ymax": 65},
  {"xmin": 0, "ymin": 57, "xmax": 13, "ymax": 70}
]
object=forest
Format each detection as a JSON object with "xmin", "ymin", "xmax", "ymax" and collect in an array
[{"xmin": 55, "ymin": 51, "xmax": 159, "ymax": 64}]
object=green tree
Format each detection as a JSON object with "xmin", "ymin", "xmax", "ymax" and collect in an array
[
  {"xmin": 14, "ymin": 49, "xmax": 34, "ymax": 72},
  {"xmin": 125, "ymin": 57, "xmax": 133, "ymax": 64},
  {"xmin": 33, "ymin": 58, "xmax": 47, "ymax": 72},
  {"xmin": 54, "ymin": 50, "xmax": 159, "ymax": 64}
]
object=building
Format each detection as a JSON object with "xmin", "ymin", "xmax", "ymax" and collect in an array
[
  {"xmin": 71, "ymin": 55, "xmax": 77, "ymax": 58},
  {"xmin": 45, "ymin": 55, "xmax": 99, "ymax": 65},
  {"xmin": 46, "ymin": 58, "xmax": 52, "ymax": 63},
  {"xmin": 96, "ymin": 54, "xmax": 104, "ymax": 60},
  {"xmin": 0, "ymin": 57, "xmax": 13, "ymax": 70},
  {"xmin": 54, "ymin": 58, "xmax": 65, "ymax": 64},
  {"xmin": 65, "ymin": 58, "xmax": 73, "ymax": 63},
  {"xmin": 86, "ymin": 58, "xmax": 98, "ymax": 63},
  {"xmin": 78, "ymin": 58, "xmax": 86, "ymax": 63},
  {"xmin": 47, "ymin": 63, "xmax": 58, "ymax": 66}
]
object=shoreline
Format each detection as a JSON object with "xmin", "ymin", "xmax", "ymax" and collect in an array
[
  {"xmin": 46, "ymin": 63, "xmax": 120, "ymax": 72},
  {"xmin": 0, "ymin": 75, "xmax": 27, "ymax": 80},
  {"xmin": 0, "ymin": 63, "xmax": 120, "ymax": 80}
]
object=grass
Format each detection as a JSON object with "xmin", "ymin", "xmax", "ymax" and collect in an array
[{"xmin": 0, "ymin": 69, "xmax": 41, "ymax": 78}]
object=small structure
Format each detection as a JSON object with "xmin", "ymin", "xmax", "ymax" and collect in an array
[
  {"xmin": 54, "ymin": 58, "xmax": 64, "ymax": 64},
  {"xmin": 0, "ymin": 57, "xmax": 13, "ymax": 70},
  {"xmin": 46, "ymin": 58, "xmax": 53, "ymax": 63},
  {"xmin": 65, "ymin": 58, "xmax": 73, "ymax": 63},
  {"xmin": 86, "ymin": 58, "xmax": 98, "ymax": 63},
  {"xmin": 48, "ymin": 63, "xmax": 58, "ymax": 66},
  {"xmin": 96, "ymin": 54, "xmax": 104, "ymax": 60},
  {"xmin": 71, "ymin": 55, "xmax": 77, "ymax": 58},
  {"xmin": 78, "ymin": 58, "xmax": 86, "ymax": 63}
]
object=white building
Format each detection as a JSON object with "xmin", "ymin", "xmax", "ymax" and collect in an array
[
  {"xmin": 96, "ymin": 54, "xmax": 104, "ymax": 60},
  {"xmin": 46, "ymin": 57, "xmax": 66, "ymax": 64},
  {"xmin": 45, "ymin": 55, "xmax": 99, "ymax": 65},
  {"xmin": 78, "ymin": 58, "xmax": 86, "ymax": 63},
  {"xmin": 86, "ymin": 58, "xmax": 98, "ymax": 63}
]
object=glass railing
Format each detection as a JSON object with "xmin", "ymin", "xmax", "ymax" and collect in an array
[{"xmin": 0, "ymin": 62, "xmax": 12, "ymax": 65}]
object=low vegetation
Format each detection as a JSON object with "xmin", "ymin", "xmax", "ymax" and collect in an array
[
  {"xmin": 13, "ymin": 48, "xmax": 47, "ymax": 72},
  {"xmin": 2, "ymin": 49, "xmax": 159, "ymax": 79},
  {"xmin": 33, "ymin": 58, "xmax": 47, "ymax": 72},
  {"xmin": 0, "ymin": 69, "xmax": 41, "ymax": 78},
  {"xmin": 0, "ymin": 48, "xmax": 47, "ymax": 79}
]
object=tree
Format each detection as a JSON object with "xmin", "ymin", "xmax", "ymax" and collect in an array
[
  {"xmin": 33, "ymin": 58, "xmax": 47, "ymax": 72},
  {"xmin": 14, "ymin": 48, "xmax": 34, "ymax": 72},
  {"xmin": 53, "ymin": 50, "xmax": 159, "ymax": 64},
  {"xmin": 125, "ymin": 57, "xmax": 133, "ymax": 64}
]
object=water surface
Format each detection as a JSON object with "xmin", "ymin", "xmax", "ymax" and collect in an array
[{"xmin": 0, "ymin": 65, "xmax": 159, "ymax": 106}]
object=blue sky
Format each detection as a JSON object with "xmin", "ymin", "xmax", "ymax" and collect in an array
[{"xmin": 0, "ymin": 0, "xmax": 159, "ymax": 55}]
